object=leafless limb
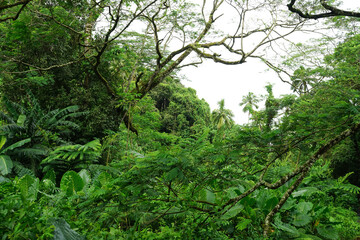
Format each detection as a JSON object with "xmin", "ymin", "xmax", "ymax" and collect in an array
[{"xmin": 288, "ymin": 0, "xmax": 360, "ymax": 19}]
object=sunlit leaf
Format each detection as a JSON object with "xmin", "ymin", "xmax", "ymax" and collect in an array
[
  {"xmin": 60, "ymin": 171, "xmax": 84, "ymax": 196},
  {"xmin": 0, "ymin": 155, "xmax": 13, "ymax": 175}
]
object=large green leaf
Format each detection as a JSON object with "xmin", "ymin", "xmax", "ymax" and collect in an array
[
  {"xmin": 97, "ymin": 171, "xmax": 112, "ymax": 188},
  {"xmin": 295, "ymin": 234, "xmax": 323, "ymax": 240},
  {"xmin": 276, "ymin": 222, "xmax": 300, "ymax": 237},
  {"xmin": 16, "ymin": 114, "xmax": 26, "ymax": 127},
  {"xmin": 274, "ymin": 214, "xmax": 300, "ymax": 237},
  {"xmin": 292, "ymin": 213, "xmax": 312, "ymax": 227},
  {"xmin": 50, "ymin": 218, "xmax": 85, "ymax": 240},
  {"xmin": 292, "ymin": 187, "xmax": 319, "ymax": 198},
  {"xmin": 296, "ymin": 202, "xmax": 313, "ymax": 214},
  {"xmin": 200, "ymin": 188, "xmax": 216, "ymax": 204},
  {"xmin": 264, "ymin": 197, "xmax": 278, "ymax": 212},
  {"xmin": 221, "ymin": 204, "xmax": 243, "ymax": 220},
  {"xmin": 18, "ymin": 174, "xmax": 39, "ymax": 202},
  {"xmin": 60, "ymin": 171, "xmax": 84, "ymax": 196},
  {"xmin": 0, "ymin": 136, "xmax": 6, "ymax": 150},
  {"xmin": 317, "ymin": 226, "xmax": 339, "ymax": 240},
  {"xmin": 78, "ymin": 169, "xmax": 91, "ymax": 186},
  {"xmin": 2, "ymin": 138, "xmax": 31, "ymax": 154},
  {"xmin": 0, "ymin": 155, "xmax": 13, "ymax": 175}
]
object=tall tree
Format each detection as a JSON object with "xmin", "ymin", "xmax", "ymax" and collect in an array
[
  {"xmin": 0, "ymin": 0, "xmax": 305, "ymax": 135},
  {"xmin": 239, "ymin": 92, "xmax": 260, "ymax": 121}
]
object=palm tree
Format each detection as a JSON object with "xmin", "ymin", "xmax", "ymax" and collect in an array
[
  {"xmin": 239, "ymin": 92, "xmax": 260, "ymax": 121},
  {"xmin": 212, "ymin": 99, "xmax": 234, "ymax": 130},
  {"xmin": 291, "ymin": 66, "xmax": 316, "ymax": 95}
]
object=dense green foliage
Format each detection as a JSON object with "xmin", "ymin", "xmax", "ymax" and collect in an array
[{"xmin": 1, "ymin": 0, "xmax": 360, "ymax": 239}]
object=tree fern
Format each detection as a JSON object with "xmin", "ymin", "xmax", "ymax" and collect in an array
[
  {"xmin": 41, "ymin": 139, "xmax": 101, "ymax": 173},
  {"xmin": 338, "ymin": 183, "xmax": 360, "ymax": 194}
]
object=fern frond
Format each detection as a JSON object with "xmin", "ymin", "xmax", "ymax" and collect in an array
[
  {"xmin": 88, "ymin": 164, "xmax": 122, "ymax": 176},
  {"xmin": 338, "ymin": 183, "xmax": 360, "ymax": 194},
  {"xmin": 337, "ymin": 172, "xmax": 353, "ymax": 184}
]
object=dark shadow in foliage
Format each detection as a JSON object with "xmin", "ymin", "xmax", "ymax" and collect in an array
[{"xmin": 0, "ymin": 92, "xmax": 86, "ymax": 177}]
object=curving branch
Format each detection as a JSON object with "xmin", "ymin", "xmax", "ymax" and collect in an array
[
  {"xmin": 0, "ymin": 0, "xmax": 31, "ymax": 22},
  {"xmin": 263, "ymin": 121, "xmax": 360, "ymax": 236},
  {"xmin": 287, "ymin": 0, "xmax": 360, "ymax": 19}
]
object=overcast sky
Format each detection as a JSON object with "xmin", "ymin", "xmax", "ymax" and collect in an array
[
  {"xmin": 180, "ymin": 0, "xmax": 360, "ymax": 124},
  {"xmin": 181, "ymin": 58, "xmax": 289, "ymax": 124}
]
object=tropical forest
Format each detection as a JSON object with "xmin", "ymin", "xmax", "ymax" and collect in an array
[{"xmin": 1, "ymin": 0, "xmax": 360, "ymax": 239}]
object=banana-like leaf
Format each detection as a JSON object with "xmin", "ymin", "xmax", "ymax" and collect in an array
[
  {"xmin": 16, "ymin": 114, "xmax": 26, "ymax": 127},
  {"xmin": 60, "ymin": 171, "xmax": 84, "ymax": 196},
  {"xmin": 2, "ymin": 138, "xmax": 31, "ymax": 154},
  {"xmin": 221, "ymin": 204, "xmax": 244, "ymax": 220},
  {"xmin": 0, "ymin": 136, "xmax": 6, "ymax": 150},
  {"xmin": 0, "ymin": 155, "xmax": 13, "ymax": 175},
  {"xmin": 0, "ymin": 176, "xmax": 10, "ymax": 183},
  {"xmin": 78, "ymin": 169, "xmax": 91, "ymax": 186}
]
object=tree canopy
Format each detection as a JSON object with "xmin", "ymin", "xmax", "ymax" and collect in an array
[{"xmin": 1, "ymin": 1, "xmax": 360, "ymax": 239}]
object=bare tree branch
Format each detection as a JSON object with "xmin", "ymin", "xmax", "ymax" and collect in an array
[
  {"xmin": 0, "ymin": 0, "xmax": 31, "ymax": 22},
  {"xmin": 288, "ymin": 0, "xmax": 360, "ymax": 19}
]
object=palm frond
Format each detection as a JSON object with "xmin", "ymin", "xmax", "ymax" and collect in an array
[
  {"xmin": 54, "ymin": 120, "xmax": 80, "ymax": 130},
  {"xmin": 338, "ymin": 183, "xmax": 360, "ymax": 194},
  {"xmin": 0, "ymin": 111, "xmax": 15, "ymax": 124}
]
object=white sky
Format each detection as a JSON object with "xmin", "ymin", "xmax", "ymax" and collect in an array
[
  {"xmin": 180, "ymin": 0, "xmax": 360, "ymax": 124},
  {"xmin": 181, "ymin": 58, "xmax": 288, "ymax": 124}
]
